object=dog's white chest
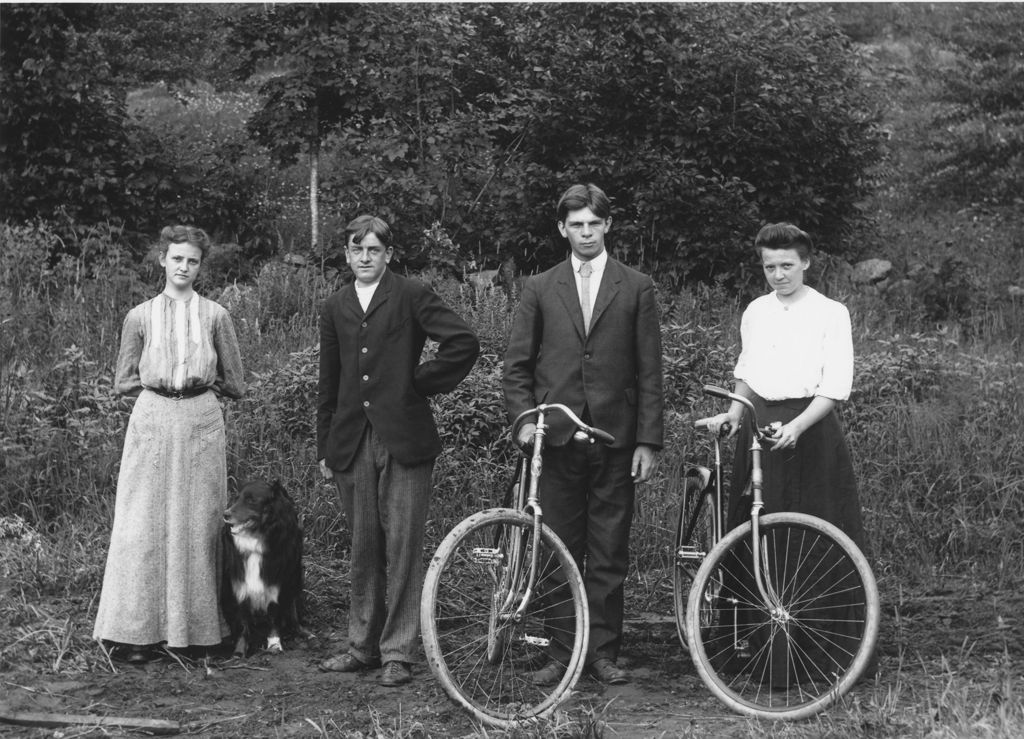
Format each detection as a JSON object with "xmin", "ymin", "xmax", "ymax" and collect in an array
[{"xmin": 231, "ymin": 530, "xmax": 280, "ymax": 609}]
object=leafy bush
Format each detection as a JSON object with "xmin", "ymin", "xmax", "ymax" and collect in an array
[
  {"xmin": 0, "ymin": 6, "xmax": 156, "ymax": 227},
  {"xmin": 127, "ymin": 84, "xmax": 282, "ymax": 252},
  {"xmin": 229, "ymin": 3, "xmax": 882, "ymax": 289}
]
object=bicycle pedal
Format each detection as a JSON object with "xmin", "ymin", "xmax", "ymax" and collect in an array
[
  {"xmin": 471, "ymin": 547, "xmax": 504, "ymax": 565},
  {"xmin": 676, "ymin": 544, "xmax": 706, "ymax": 562},
  {"xmin": 521, "ymin": 634, "xmax": 550, "ymax": 647}
]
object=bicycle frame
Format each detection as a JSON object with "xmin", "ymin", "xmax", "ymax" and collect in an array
[
  {"xmin": 501, "ymin": 403, "xmax": 614, "ymax": 624},
  {"xmin": 679, "ymin": 430, "xmax": 725, "ymax": 561},
  {"xmin": 701, "ymin": 386, "xmax": 786, "ymax": 615}
]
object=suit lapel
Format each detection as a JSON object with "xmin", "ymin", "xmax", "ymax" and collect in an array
[
  {"xmin": 362, "ymin": 269, "xmax": 393, "ymax": 320},
  {"xmin": 554, "ymin": 259, "xmax": 587, "ymax": 340},
  {"xmin": 341, "ymin": 284, "xmax": 363, "ymax": 321},
  {"xmin": 589, "ymin": 258, "xmax": 622, "ymax": 333}
]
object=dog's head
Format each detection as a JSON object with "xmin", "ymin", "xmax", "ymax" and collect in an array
[{"xmin": 224, "ymin": 480, "xmax": 295, "ymax": 534}]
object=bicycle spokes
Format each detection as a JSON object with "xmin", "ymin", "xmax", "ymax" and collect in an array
[
  {"xmin": 686, "ymin": 514, "xmax": 878, "ymax": 719},
  {"xmin": 421, "ymin": 511, "xmax": 588, "ymax": 726}
]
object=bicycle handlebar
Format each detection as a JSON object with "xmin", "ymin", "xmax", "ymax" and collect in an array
[
  {"xmin": 511, "ymin": 403, "xmax": 616, "ymax": 446},
  {"xmin": 702, "ymin": 384, "xmax": 755, "ymax": 413},
  {"xmin": 699, "ymin": 384, "xmax": 780, "ymax": 441},
  {"xmin": 694, "ymin": 417, "xmax": 732, "ymax": 437}
]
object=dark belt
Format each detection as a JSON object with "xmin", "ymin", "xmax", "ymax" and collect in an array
[{"xmin": 148, "ymin": 386, "xmax": 209, "ymax": 400}]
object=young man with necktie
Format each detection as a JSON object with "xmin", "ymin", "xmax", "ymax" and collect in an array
[{"xmin": 502, "ymin": 183, "xmax": 664, "ymax": 685}]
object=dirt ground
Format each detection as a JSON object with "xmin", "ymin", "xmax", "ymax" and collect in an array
[{"xmin": 2, "ymin": 581, "xmax": 1022, "ymax": 738}]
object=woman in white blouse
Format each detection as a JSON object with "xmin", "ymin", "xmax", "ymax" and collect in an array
[
  {"xmin": 94, "ymin": 225, "xmax": 245, "ymax": 664},
  {"xmin": 699, "ymin": 222, "xmax": 865, "ymax": 544},
  {"xmin": 698, "ymin": 223, "xmax": 870, "ymax": 677}
]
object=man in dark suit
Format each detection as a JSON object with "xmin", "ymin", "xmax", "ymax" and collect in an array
[
  {"xmin": 503, "ymin": 183, "xmax": 664, "ymax": 685},
  {"xmin": 317, "ymin": 215, "xmax": 479, "ymax": 687}
]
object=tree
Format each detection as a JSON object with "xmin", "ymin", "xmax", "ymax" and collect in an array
[
  {"xmin": 93, "ymin": 4, "xmax": 237, "ymax": 91},
  {"xmin": 233, "ymin": 3, "xmax": 880, "ymax": 287},
  {"xmin": 0, "ymin": 5, "xmax": 151, "ymax": 226},
  {"xmin": 918, "ymin": 3, "xmax": 1024, "ymax": 206},
  {"xmin": 470, "ymin": 3, "xmax": 882, "ymax": 285},
  {"xmin": 228, "ymin": 4, "xmax": 375, "ymax": 253}
]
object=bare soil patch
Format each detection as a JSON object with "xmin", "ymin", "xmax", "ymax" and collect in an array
[{"xmin": 2, "ymin": 579, "xmax": 1022, "ymax": 738}]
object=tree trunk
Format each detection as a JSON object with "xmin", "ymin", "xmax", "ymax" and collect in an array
[
  {"xmin": 309, "ymin": 140, "xmax": 320, "ymax": 253},
  {"xmin": 309, "ymin": 103, "xmax": 320, "ymax": 253}
]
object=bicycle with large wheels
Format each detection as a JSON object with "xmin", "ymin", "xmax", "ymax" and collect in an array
[
  {"xmin": 678, "ymin": 384, "xmax": 880, "ymax": 720},
  {"xmin": 420, "ymin": 403, "xmax": 614, "ymax": 728}
]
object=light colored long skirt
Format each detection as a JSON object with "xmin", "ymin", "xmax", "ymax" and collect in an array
[{"xmin": 93, "ymin": 390, "xmax": 228, "ymax": 648}]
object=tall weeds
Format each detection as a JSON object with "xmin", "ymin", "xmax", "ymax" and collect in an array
[{"xmin": 2, "ymin": 222, "xmax": 1022, "ymax": 612}]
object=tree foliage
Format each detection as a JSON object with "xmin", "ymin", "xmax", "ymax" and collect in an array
[
  {"xmin": 229, "ymin": 3, "xmax": 881, "ymax": 287},
  {"xmin": 0, "ymin": 5, "xmax": 151, "ymax": 226},
  {"xmin": 92, "ymin": 3, "xmax": 236, "ymax": 90},
  {"xmin": 477, "ymin": 3, "xmax": 881, "ymax": 283},
  {"xmin": 918, "ymin": 3, "xmax": 1024, "ymax": 205},
  {"xmin": 3, "ymin": 2, "xmax": 882, "ymax": 288}
]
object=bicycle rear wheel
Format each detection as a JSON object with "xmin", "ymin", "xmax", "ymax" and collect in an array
[
  {"xmin": 672, "ymin": 467, "xmax": 719, "ymax": 649},
  {"xmin": 421, "ymin": 509, "xmax": 588, "ymax": 728},
  {"xmin": 686, "ymin": 512, "xmax": 879, "ymax": 720}
]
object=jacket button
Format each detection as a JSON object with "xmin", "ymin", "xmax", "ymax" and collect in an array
[
  {"xmin": 363, "ymin": 400, "xmax": 370, "ymax": 407},
  {"xmin": 361, "ymin": 347, "xmax": 368, "ymax": 353},
  {"xmin": 584, "ymin": 352, "xmax": 591, "ymax": 360},
  {"xmin": 362, "ymin": 374, "xmax": 369, "ymax": 381},
  {"xmin": 361, "ymin": 322, "xmax": 368, "ymax": 327}
]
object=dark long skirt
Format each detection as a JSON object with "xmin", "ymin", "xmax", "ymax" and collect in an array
[
  {"xmin": 713, "ymin": 395, "xmax": 873, "ymax": 684},
  {"xmin": 726, "ymin": 396, "xmax": 866, "ymax": 548}
]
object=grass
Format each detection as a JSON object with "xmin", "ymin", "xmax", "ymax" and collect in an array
[{"xmin": 3, "ymin": 231, "xmax": 1024, "ymax": 735}]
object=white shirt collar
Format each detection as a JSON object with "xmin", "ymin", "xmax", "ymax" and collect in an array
[
  {"xmin": 571, "ymin": 250, "xmax": 608, "ymax": 274},
  {"xmin": 354, "ymin": 278, "xmax": 382, "ymax": 311}
]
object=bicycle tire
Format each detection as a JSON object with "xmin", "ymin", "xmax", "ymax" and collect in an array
[
  {"xmin": 672, "ymin": 468, "xmax": 719, "ymax": 649},
  {"xmin": 686, "ymin": 511, "xmax": 879, "ymax": 720},
  {"xmin": 421, "ymin": 508, "xmax": 589, "ymax": 728}
]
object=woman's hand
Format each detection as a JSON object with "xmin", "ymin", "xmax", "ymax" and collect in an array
[
  {"xmin": 767, "ymin": 421, "xmax": 802, "ymax": 450},
  {"xmin": 768, "ymin": 396, "xmax": 835, "ymax": 450},
  {"xmin": 697, "ymin": 411, "xmax": 741, "ymax": 438}
]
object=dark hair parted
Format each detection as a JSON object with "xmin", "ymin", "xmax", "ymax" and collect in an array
[
  {"xmin": 754, "ymin": 222, "xmax": 813, "ymax": 260},
  {"xmin": 159, "ymin": 225, "xmax": 212, "ymax": 260},
  {"xmin": 345, "ymin": 215, "xmax": 394, "ymax": 249},
  {"xmin": 556, "ymin": 183, "xmax": 611, "ymax": 223}
]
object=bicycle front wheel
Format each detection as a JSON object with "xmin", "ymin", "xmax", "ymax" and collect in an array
[
  {"xmin": 673, "ymin": 468, "xmax": 719, "ymax": 649},
  {"xmin": 420, "ymin": 509, "xmax": 588, "ymax": 728},
  {"xmin": 686, "ymin": 512, "xmax": 879, "ymax": 720}
]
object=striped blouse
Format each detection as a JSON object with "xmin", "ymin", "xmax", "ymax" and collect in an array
[{"xmin": 114, "ymin": 294, "xmax": 245, "ymax": 399}]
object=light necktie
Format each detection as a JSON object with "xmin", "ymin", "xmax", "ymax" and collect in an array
[{"xmin": 579, "ymin": 261, "xmax": 593, "ymax": 334}]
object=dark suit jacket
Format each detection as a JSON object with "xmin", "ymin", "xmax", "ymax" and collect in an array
[
  {"xmin": 317, "ymin": 269, "xmax": 480, "ymax": 470},
  {"xmin": 503, "ymin": 257, "xmax": 664, "ymax": 450}
]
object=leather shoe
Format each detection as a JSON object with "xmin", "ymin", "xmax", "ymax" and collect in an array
[
  {"xmin": 589, "ymin": 658, "xmax": 628, "ymax": 685},
  {"xmin": 379, "ymin": 661, "xmax": 412, "ymax": 687},
  {"xmin": 530, "ymin": 661, "xmax": 562, "ymax": 687},
  {"xmin": 320, "ymin": 653, "xmax": 380, "ymax": 673},
  {"xmin": 125, "ymin": 648, "xmax": 151, "ymax": 665}
]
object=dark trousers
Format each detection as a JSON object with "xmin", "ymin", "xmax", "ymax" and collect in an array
[
  {"xmin": 332, "ymin": 426, "xmax": 433, "ymax": 665},
  {"xmin": 538, "ymin": 441, "xmax": 635, "ymax": 664}
]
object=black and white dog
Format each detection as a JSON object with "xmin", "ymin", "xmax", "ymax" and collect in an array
[{"xmin": 222, "ymin": 480, "xmax": 304, "ymax": 656}]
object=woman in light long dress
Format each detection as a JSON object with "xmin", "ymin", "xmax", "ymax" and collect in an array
[{"xmin": 94, "ymin": 225, "xmax": 245, "ymax": 663}]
